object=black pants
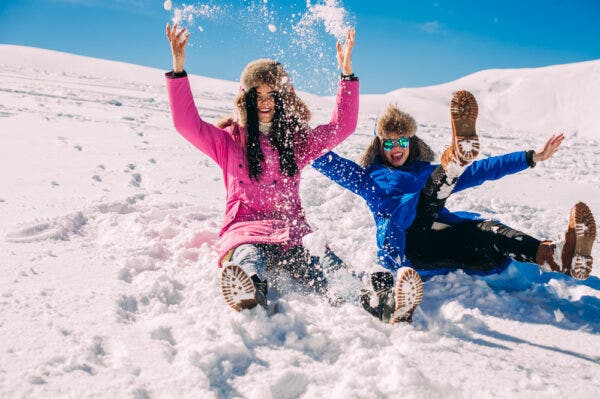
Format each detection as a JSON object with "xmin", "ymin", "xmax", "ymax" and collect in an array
[{"xmin": 405, "ymin": 166, "xmax": 541, "ymax": 272}]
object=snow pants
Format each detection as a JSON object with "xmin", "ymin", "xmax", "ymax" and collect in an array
[
  {"xmin": 405, "ymin": 165, "xmax": 541, "ymax": 273},
  {"xmin": 229, "ymin": 243, "xmax": 344, "ymax": 294}
]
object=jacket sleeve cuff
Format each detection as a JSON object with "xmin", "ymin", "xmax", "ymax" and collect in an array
[
  {"xmin": 525, "ymin": 150, "xmax": 536, "ymax": 168},
  {"xmin": 165, "ymin": 70, "xmax": 188, "ymax": 78},
  {"xmin": 340, "ymin": 73, "xmax": 358, "ymax": 81}
]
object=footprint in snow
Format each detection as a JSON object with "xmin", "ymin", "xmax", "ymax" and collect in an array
[
  {"xmin": 116, "ymin": 295, "xmax": 138, "ymax": 322},
  {"xmin": 150, "ymin": 326, "xmax": 178, "ymax": 363},
  {"xmin": 131, "ymin": 388, "xmax": 151, "ymax": 399},
  {"xmin": 129, "ymin": 173, "xmax": 142, "ymax": 187},
  {"xmin": 5, "ymin": 212, "xmax": 87, "ymax": 243},
  {"xmin": 29, "ymin": 336, "xmax": 107, "ymax": 384}
]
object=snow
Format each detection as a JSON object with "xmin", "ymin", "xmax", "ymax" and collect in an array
[
  {"xmin": 171, "ymin": 4, "xmax": 224, "ymax": 26},
  {"xmin": 165, "ymin": 1, "xmax": 354, "ymax": 96},
  {"xmin": 1, "ymin": 44, "xmax": 600, "ymax": 398},
  {"xmin": 300, "ymin": 0, "xmax": 352, "ymax": 40},
  {"xmin": 380, "ymin": 60, "xmax": 600, "ymax": 139}
]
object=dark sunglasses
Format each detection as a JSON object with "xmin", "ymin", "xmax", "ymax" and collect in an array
[{"xmin": 382, "ymin": 137, "xmax": 410, "ymax": 151}]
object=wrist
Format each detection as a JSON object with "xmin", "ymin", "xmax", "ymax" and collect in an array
[
  {"xmin": 167, "ymin": 69, "xmax": 188, "ymax": 78},
  {"xmin": 340, "ymin": 72, "xmax": 357, "ymax": 81},
  {"xmin": 173, "ymin": 57, "xmax": 184, "ymax": 73},
  {"xmin": 526, "ymin": 150, "xmax": 537, "ymax": 168}
]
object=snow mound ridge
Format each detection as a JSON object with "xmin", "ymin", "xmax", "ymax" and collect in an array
[
  {"xmin": 384, "ymin": 59, "xmax": 600, "ymax": 139},
  {"xmin": 5, "ymin": 212, "xmax": 87, "ymax": 243}
]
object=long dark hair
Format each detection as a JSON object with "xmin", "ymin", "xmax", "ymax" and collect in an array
[{"xmin": 244, "ymin": 88, "xmax": 301, "ymax": 180}]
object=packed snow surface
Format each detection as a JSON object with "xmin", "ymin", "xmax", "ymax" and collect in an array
[{"xmin": 1, "ymin": 45, "xmax": 599, "ymax": 398}]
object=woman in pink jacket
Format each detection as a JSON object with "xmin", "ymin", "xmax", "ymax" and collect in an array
[{"xmin": 165, "ymin": 24, "xmax": 359, "ymax": 312}]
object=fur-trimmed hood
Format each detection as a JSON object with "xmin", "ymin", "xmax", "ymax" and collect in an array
[
  {"xmin": 234, "ymin": 59, "xmax": 310, "ymax": 126},
  {"xmin": 359, "ymin": 104, "xmax": 434, "ymax": 167},
  {"xmin": 376, "ymin": 105, "xmax": 417, "ymax": 137},
  {"xmin": 406, "ymin": 136, "xmax": 435, "ymax": 162},
  {"xmin": 240, "ymin": 59, "xmax": 293, "ymax": 93}
]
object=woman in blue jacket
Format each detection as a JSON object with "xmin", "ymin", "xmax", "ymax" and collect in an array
[{"xmin": 313, "ymin": 91, "xmax": 596, "ymax": 323}]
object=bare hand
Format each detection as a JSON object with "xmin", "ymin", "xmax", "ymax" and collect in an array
[
  {"xmin": 336, "ymin": 28, "xmax": 355, "ymax": 75},
  {"xmin": 166, "ymin": 23, "xmax": 190, "ymax": 73},
  {"xmin": 533, "ymin": 133, "xmax": 564, "ymax": 163}
]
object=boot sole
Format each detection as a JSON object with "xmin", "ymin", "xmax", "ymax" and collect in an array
[
  {"xmin": 391, "ymin": 267, "xmax": 424, "ymax": 324},
  {"xmin": 450, "ymin": 90, "xmax": 480, "ymax": 162},
  {"xmin": 220, "ymin": 264, "xmax": 258, "ymax": 311},
  {"xmin": 569, "ymin": 202, "xmax": 596, "ymax": 280}
]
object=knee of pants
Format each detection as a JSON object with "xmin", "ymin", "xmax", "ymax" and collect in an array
[
  {"xmin": 229, "ymin": 244, "xmax": 267, "ymax": 280},
  {"xmin": 476, "ymin": 220, "xmax": 512, "ymax": 233}
]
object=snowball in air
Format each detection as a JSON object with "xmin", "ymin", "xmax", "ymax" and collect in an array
[
  {"xmin": 268, "ymin": 24, "xmax": 277, "ymax": 32},
  {"xmin": 163, "ymin": 1, "xmax": 172, "ymax": 11}
]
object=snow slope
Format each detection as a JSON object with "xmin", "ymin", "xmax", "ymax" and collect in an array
[
  {"xmin": 361, "ymin": 60, "xmax": 600, "ymax": 140},
  {"xmin": 1, "ymin": 45, "xmax": 599, "ymax": 398}
]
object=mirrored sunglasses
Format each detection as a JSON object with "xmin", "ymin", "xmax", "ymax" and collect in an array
[{"xmin": 382, "ymin": 137, "xmax": 410, "ymax": 151}]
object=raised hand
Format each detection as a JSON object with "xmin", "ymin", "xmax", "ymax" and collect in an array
[
  {"xmin": 533, "ymin": 133, "xmax": 565, "ymax": 163},
  {"xmin": 336, "ymin": 28, "xmax": 355, "ymax": 75},
  {"xmin": 166, "ymin": 23, "xmax": 190, "ymax": 73}
]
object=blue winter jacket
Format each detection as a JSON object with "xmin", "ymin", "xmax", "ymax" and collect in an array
[{"xmin": 312, "ymin": 151, "xmax": 530, "ymax": 275}]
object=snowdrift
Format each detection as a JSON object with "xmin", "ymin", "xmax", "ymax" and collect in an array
[{"xmin": 1, "ymin": 45, "xmax": 599, "ymax": 398}]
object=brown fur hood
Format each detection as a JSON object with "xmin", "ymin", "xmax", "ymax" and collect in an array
[
  {"xmin": 375, "ymin": 105, "xmax": 417, "ymax": 137},
  {"xmin": 359, "ymin": 104, "xmax": 435, "ymax": 167},
  {"xmin": 234, "ymin": 59, "xmax": 310, "ymax": 126},
  {"xmin": 240, "ymin": 59, "xmax": 292, "ymax": 92}
]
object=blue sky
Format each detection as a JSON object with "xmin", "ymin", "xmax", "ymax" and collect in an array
[{"xmin": 1, "ymin": 0, "xmax": 599, "ymax": 95}]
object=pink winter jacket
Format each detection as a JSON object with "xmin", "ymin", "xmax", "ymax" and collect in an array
[{"xmin": 166, "ymin": 75, "xmax": 359, "ymax": 265}]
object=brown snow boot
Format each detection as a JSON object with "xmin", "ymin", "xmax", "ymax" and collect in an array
[
  {"xmin": 360, "ymin": 268, "xmax": 424, "ymax": 324},
  {"xmin": 536, "ymin": 202, "xmax": 596, "ymax": 280},
  {"xmin": 391, "ymin": 267, "xmax": 424, "ymax": 324},
  {"xmin": 441, "ymin": 90, "xmax": 480, "ymax": 176},
  {"xmin": 221, "ymin": 264, "xmax": 267, "ymax": 311},
  {"xmin": 536, "ymin": 241, "xmax": 561, "ymax": 272}
]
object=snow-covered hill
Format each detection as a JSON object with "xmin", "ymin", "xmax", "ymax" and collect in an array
[
  {"xmin": 361, "ymin": 59, "xmax": 600, "ymax": 140},
  {"xmin": 1, "ymin": 45, "xmax": 599, "ymax": 398}
]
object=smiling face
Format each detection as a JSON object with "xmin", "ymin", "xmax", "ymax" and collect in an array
[
  {"xmin": 255, "ymin": 83, "xmax": 277, "ymax": 123},
  {"xmin": 381, "ymin": 132, "xmax": 410, "ymax": 167}
]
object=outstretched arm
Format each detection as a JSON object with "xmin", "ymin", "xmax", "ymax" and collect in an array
[
  {"xmin": 454, "ymin": 134, "xmax": 564, "ymax": 192},
  {"xmin": 313, "ymin": 151, "xmax": 371, "ymax": 198},
  {"xmin": 164, "ymin": 23, "xmax": 230, "ymax": 166},
  {"xmin": 300, "ymin": 30, "xmax": 359, "ymax": 163}
]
